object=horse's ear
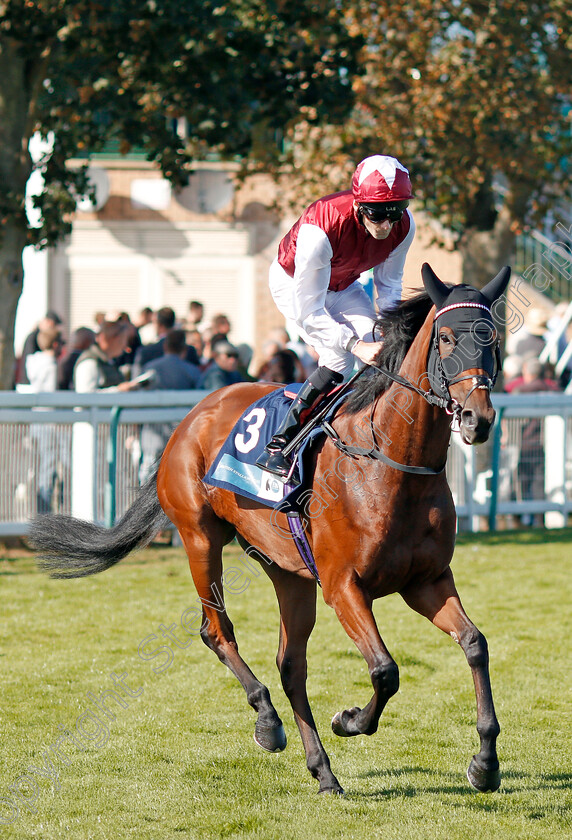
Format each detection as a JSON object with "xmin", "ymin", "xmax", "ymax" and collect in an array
[
  {"xmin": 422, "ymin": 263, "xmax": 450, "ymax": 309},
  {"xmin": 481, "ymin": 266, "xmax": 512, "ymax": 304}
]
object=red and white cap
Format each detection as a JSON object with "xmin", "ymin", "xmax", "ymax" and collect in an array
[{"xmin": 351, "ymin": 155, "xmax": 413, "ymax": 203}]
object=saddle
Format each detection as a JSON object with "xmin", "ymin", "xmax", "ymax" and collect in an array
[{"xmin": 202, "ymin": 382, "xmax": 348, "ymax": 507}]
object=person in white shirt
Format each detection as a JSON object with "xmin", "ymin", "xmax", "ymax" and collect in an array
[
  {"xmin": 26, "ymin": 328, "xmax": 64, "ymax": 512},
  {"xmin": 257, "ymin": 154, "xmax": 415, "ymax": 477}
]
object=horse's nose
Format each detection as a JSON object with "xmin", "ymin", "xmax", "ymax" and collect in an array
[
  {"xmin": 461, "ymin": 407, "xmax": 494, "ymax": 444},
  {"xmin": 461, "ymin": 409, "xmax": 478, "ymax": 431}
]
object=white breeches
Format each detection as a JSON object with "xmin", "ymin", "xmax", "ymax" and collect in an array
[{"xmin": 269, "ymin": 259, "xmax": 376, "ymax": 378}]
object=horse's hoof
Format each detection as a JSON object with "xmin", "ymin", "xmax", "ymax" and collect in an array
[
  {"xmin": 331, "ymin": 712, "xmax": 349, "ymax": 737},
  {"xmin": 253, "ymin": 722, "xmax": 287, "ymax": 752},
  {"xmin": 331, "ymin": 707, "xmax": 361, "ymax": 737},
  {"xmin": 467, "ymin": 756, "xmax": 501, "ymax": 792},
  {"xmin": 319, "ymin": 784, "xmax": 345, "ymax": 796}
]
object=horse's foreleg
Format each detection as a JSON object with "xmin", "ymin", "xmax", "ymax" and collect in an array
[
  {"xmin": 325, "ymin": 582, "xmax": 399, "ymax": 738},
  {"xmin": 178, "ymin": 524, "xmax": 286, "ymax": 753},
  {"xmin": 270, "ymin": 569, "xmax": 343, "ymax": 794},
  {"xmin": 401, "ymin": 567, "xmax": 501, "ymax": 792}
]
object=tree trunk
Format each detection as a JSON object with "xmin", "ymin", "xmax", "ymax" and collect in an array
[
  {"xmin": 458, "ymin": 205, "xmax": 516, "ymax": 289},
  {"xmin": 0, "ymin": 227, "xmax": 25, "ymax": 388},
  {"xmin": 0, "ymin": 37, "xmax": 36, "ymax": 388},
  {"xmin": 458, "ymin": 204, "xmax": 518, "ymax": 381}
]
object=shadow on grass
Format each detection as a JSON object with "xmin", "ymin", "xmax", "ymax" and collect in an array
[
  {"xmin": 346, "ymin": 766, "xmax": 481, "ymax": 801},
  {"xmin": 501, "ymin": 770, "xmax": 572, "ymax": 791},
  {"xmin": 347, "ymin": 765, "xmax": 572, "ymax": 801},
  {"xmin": 542, "ymin": 772, "xmax": 572, "ymax": 787}
]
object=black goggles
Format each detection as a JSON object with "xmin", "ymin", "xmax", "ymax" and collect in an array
[{"xmin": 359, "ymin": 202, "xmax": 408, "ymax": 223}]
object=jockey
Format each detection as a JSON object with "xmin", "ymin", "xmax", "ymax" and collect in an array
[{"xmin": 256, "ymin": 154, "xmax": 415, "ymax": 478}]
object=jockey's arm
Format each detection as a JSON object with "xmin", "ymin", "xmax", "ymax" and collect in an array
[
  {"xmin": 292, "ymin": 223, "xmax": 356, "ymax": 353},
  {"xmin": 350, "ymin": 214, "xmax": 415, "ymax": 367}
]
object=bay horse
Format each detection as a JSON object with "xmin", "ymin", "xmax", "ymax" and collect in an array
[{"xmin": 30, "ymin": 263, "xmax": 510, "ymax": 796}]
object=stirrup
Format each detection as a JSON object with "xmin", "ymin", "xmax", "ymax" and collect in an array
[
  {"xmin": 263, "ymin": 434, "xmax": 288, "ymax": 455},
  {"xmin": 256, "ymin": 431, "xmax": 291, "ymax": 468},
  {"xmin": 256, "ymin": 448, "xmax": 294, "ymax": 480}
]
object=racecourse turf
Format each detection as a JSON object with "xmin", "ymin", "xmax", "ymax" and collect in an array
[{"xmin": 0, "ymin": 529, "xmax": 570, "ymax": 840}]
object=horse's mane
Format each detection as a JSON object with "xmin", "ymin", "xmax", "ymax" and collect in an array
[{"xmin": 343, "ymin": 289, "xmax": 434, "ymax": 414}]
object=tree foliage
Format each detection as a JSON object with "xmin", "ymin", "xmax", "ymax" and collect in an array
[
  {"xmin": 0, "ymin": 0, "xmax": 360, "ymax": 248},
  {"xmin": 285, "ymin": 1, "xmax": 571, "ymax": 282},
  {"xmin": 0, "ymin": 0, "xmax": 360, "ymax": 386}
]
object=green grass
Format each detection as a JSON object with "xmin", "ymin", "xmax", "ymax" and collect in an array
[{"xmin": 1, "ymin": 530, "xmax": 570, "ymax": 840}]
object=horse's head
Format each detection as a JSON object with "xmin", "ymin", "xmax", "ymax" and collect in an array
[{"xmin": 422, "ymin": 263, "xmax": 511, "ymax": 445}]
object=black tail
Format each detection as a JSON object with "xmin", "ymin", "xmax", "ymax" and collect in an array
[{"xmin": 29, "ymin": 471, "xmax": 171, "ymax": 578}]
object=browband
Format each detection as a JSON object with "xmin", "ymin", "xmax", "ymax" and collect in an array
[{"xmin": 434, "ymin": 302, "xmax": 492, "ymax": 320}]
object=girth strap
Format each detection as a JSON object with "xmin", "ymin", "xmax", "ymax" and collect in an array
[{"xmin": 287, "ymin": 512, "xmax": 321, "ymax": 585}]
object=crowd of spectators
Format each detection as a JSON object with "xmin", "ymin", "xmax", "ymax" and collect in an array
[
  {"xmin": 14, "ymin": 295, "xmax": 572, "ymax": 523},
  {"xmin": 502, "ymin": 305, "xmax": 565, "ymax": 394},
  {"xmin": 500, "ymin": 304, "xmax": 570, "ymax": 525},
  {"xmin": 15, "ymin": 300, "xmax": 317, "ymax": 397},
  {"xmin": 18, "ymin": 298, "xmax": 572, "ymax": 398},
  {"xmin": 14, "ymin": 301, "xmax": 319, "ymax": 500}
]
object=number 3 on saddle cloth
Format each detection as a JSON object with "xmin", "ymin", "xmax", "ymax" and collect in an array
[
  {"xmin": 202, "ymin": 384, "xmax": 343, "ymax": 584},
  {"xmin": 202, "ymin": 384, "xmax": 325, "ymax": 505}
]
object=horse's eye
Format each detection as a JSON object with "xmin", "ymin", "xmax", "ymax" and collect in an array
[{"xmin": 440, "ymin": 333, "xmax": 454, "ymax": 346}]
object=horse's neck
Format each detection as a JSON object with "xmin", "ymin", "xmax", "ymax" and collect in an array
[
  {"xmin": 373, "ymin": 306, "xmax": 451, "ymax": 470},
  {"xmin": 398, "ymin": 304, "xmax": 436, "ymax": 389}
]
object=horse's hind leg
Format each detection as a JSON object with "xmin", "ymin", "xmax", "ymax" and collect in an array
[
  {"xmin": 177, "ymin": 521, "xmax": 287, "ymax": 753},
  {"xmin": 270, "ymin": 566, "xmax": 343, "ymax": 794},
  {"xmin": 401, "ymin": 567, "xmax": 501, "ymax": 792}
]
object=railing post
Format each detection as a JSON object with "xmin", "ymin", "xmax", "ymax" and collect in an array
[
  {"xmin": 72, "ymin": 407, "xmax": 98, "ymax": 522},
  {"xmin": 105, "ymin": 406, "xmax": 122, "ymax": 528},
  {"xmin": 488, "ymin": 406, "xmax": 505, "ymax": 532},
  {"xmin": 544, "ymin": 414, "xmax": 566, "ymax": 528}
]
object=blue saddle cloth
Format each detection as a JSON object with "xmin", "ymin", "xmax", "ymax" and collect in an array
[{"xmin": 202, "ymin": 384, "xmax": 331, "ymax": 509}]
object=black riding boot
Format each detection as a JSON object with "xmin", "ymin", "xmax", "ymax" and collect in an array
[{"xmin": 256, "ymin": 367, "xmax": 343, "ymax": 478}]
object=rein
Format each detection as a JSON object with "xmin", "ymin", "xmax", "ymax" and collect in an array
[
  {"xmin": 318, "ymin": 361, "xmax": 450, "ymax": 476},
  {"xmin": 369, "ymin": 363, "xmax": 450, "ymax": 410},
  {"xmin": 320, "ymin": 316, "xmax": 500, "ymax": 476},
  {"xmin": 321, "ymin": 415, "xmax": 446, "ymax": 475}
]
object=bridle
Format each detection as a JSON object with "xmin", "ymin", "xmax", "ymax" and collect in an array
[
  {"xmin": 322, "ymin": 300, "xmax": 501, "ymax": 475},
  {"xmin": 356, "ymin": 315, "xmax": 501, "ymax": 423},
  {"xmin": 428, "ymin": 326, "xmax": 501, "ymax": 427}
]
